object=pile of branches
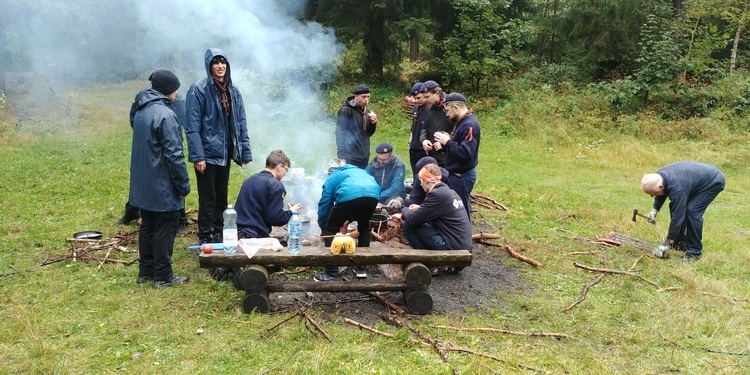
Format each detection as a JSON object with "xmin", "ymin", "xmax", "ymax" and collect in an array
[
  {"xmin": 40, "ymin": 229, "xmax": 140, "ymax": 272},
  {"xmin": 470, "ymin": 193, "xmax": 508, "ymax": 212}
]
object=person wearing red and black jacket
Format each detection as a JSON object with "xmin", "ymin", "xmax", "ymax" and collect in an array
[
  {"xmin": 433, "ymin": 93, "xmax": 480, "ymax": 219},
  {"xmin": 335, "ymin": 84, "xmax": 377, "ymax": 169},
  {"xmin": 418, "ymin": 80, "xmax": 452, "ymax": 167}
]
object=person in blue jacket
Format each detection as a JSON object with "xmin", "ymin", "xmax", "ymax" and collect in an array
[
  {"xmin": 365, "ymin": 142, "xmax": 406, "ymax": 208},
  {"xmin": 186, "ymin": 49, "xmax": 253, "ymax": 244},
  {"xmin": 641, "ymin": 161, "xmax": 725, "ymax": 261},
  {"xmin": 314, "ymin": 161, "xmax": 380, "ymax": 281},
  {"xmin": 335, "ymin": 84, "xmax": 377, "ymax": 169},
  {"xmin": 129, "ymin": 69, "xmax": 191, "ymax": 288},
  {"xmin": 235, "ymin": 150, "xmax": 301, "ymax": 239}
]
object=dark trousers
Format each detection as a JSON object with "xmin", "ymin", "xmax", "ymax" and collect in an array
[
  {"xmin": 670, "ymin": 180, "xmax": 725, "ymax": 257},
  {"xmin": 321, "ymin": 197, "xmax": 378, "ymax": 276},
  {"xmin": 195, "ymin": 163, "xmax": 231, "ymax": 240},
  {"xmin": 409, "ymin": 148, "xmax": 428, "ymax": 183},
  {"xmin": 138, "ymin": 209, "xmax": 180, "ymax": 282},
  {"xmin": 447, "ymin": 168, "xmax": 477, "ymax": 219},
  {"xmin": 401, "ymin": 221, "xmax": 448, "ymax": 250}
]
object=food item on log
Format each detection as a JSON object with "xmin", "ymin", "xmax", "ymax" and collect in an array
[
  {"xmin": 330, "ymin": 234, "xmax": 356, "ymax": 254},
  {"xmin": 202, "ymin": 244, "xmax": 213, "ymax": 253}
]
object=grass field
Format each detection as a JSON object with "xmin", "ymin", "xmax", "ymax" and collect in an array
[{"xmin": 1, "ymin": 82, "xmax": 749, "ymax": 374}]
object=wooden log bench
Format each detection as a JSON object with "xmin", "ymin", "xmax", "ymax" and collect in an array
[{"xmin": 198, "ymin": 247, "xmax": 472, "ymax": 315}]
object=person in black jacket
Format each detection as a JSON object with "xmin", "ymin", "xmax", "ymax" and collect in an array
[
  {"xmin": 335, "ymin": 84, "xmax": 377, "ymax": 169},
  {"xmin": 129, "ymin": 69, "xmax": 191, "ymax": 288},
  {"xmin": 418, "ymin": 80, "xmax": 451, "ymax": 166},
  {"xmin": 641, "ymin": 161, "xmax": 725, "ymax": 260},
  {"xmin": 392, "ymin": 163, "xmax": 472, "ymax": 275}
]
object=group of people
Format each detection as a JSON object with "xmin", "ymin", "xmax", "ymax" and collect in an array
[{"xmin": 126, "ymin": 48, "xmax": 725, "ymax": 288}]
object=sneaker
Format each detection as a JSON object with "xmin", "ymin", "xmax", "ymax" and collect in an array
[
  {"xmin": 347, "ymin": 221, "xmax": 358, "ymax": 232},
  {"xmin": 136, "ymin": 275, "xmax": 153, "ymax": 284},
  {"xmin": 154, "ymin": 275, "xmax": 189, "ymax": 288},
  {"xmin": 313, "ymin": 272, "xmax": 340, "ymax": 282},
  {"xmin": 353, "ymin": 266, "xmax": 367, "ymax": 279}
]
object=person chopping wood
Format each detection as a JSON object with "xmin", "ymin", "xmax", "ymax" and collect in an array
[{"xmin": 640, "ymin": 161, "xmax": 725, "ymax": 261}]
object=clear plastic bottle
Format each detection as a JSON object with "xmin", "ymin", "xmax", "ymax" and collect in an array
[
  {"xmin": 287, "ymin": 211, "xmax": 302, "ymax": 254},
  {"xmin": 222, "ymin": 205, "xmax": 238, "ymax": 254}
]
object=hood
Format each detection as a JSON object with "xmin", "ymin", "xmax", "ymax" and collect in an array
[
  {"xmin": 204, "ymin": 48, "xmax": 232, "ymax": 84},
  {"xmin": 135, "ymin": 89, "xmax": 171, "ymax": 111}
]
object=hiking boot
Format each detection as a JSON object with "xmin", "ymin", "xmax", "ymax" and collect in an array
[
  {"xmin": 313, "ymin": 272, "xmax": 340, "ymax": 282},
  {"xmin": 353, "ymin": 266, "xmax": 367, "ymax": 279},
  {"xmin": 136, "ymin": 275, "xmax": 153, "ymax": 284},
  {"xmin": 154, "ymin": 275, "xmax": 189, "ymax": 288}
]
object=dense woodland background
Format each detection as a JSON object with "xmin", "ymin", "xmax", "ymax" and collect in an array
[{"xmin": 3, "ymin": 0, "xmax": 750, "ymax": 130}]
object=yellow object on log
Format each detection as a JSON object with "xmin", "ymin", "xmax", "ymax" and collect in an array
[{"xmin": 330, "ymin": 234, "xmax": 356, "ymax": 254}]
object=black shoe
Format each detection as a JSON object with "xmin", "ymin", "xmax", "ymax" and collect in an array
[
  {"xmin": 118, "ymin": 204, "xmax": 141, "ymax": 225},
  {"xmin": 232, "ymin": 267, "xmax": 243, "ymax": 290},
  {"xmin": 136, "ymin": 275, "xmax": 153, "ymax": 284},
  {"xmin": 210, "ymin": 267, "xmax": 230, "ymax": 281},
  {"xmin": 313, "ymin": 272, "xmax": 340, "ymax": 282},
  {"xmin": 154, "ymin": 275, "xmax": 189, "ymax": 288}
]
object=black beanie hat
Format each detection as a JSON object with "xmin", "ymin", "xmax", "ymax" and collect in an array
[
  {"xmin": 353, "ymin": 84, "xmax": 371, "ymax": 95},
  {"xmin": 149, "ymin": 69, "xmax": 181, "ymax": 95}
]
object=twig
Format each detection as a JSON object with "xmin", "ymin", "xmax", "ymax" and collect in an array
[
  {"xmin": 367, "ymin": 292, "xmax": 405, "ymax": 315},
  {"xmin": 370, "ymin": 230, "xmax": 384, "ymax": 242},
  {"xmin": 628, "ymin": 255, "xmax": 644, "ymax": 272},
  {"xmin": 381, "ymin": 314, "xmax": 451, "ymax": 363},
  {"xmin": 573, "ymin": 262, "xmax": 660, "ymax": 289},
  {"xmin": 699, "ymin": 291, "xmax": 750, "ymax": 303},
  {"xmin": 427, "ymin": 325, "xmax": 574, "ymax": 339},
  {"xmin": 302, "ymin": 311, "xmax": 332, "ymax": 342},
  {"xmin": 344, "ymin": 318, "xmax": 395, "ymax": 338},
  {"xmin": 562, "ymin": 273, "xmax": 606, "ymax": 311},
  {"xmin": 96, "ymin": 247, "xmax": 113, "ymax": 272},
  {"xmin": 705, "ymin": 348, "xmax": 748, "ymax": 356},
  {"xmin": 476, "ymin": 240, "xmax": 542, "ymax": 267},
  {"xmin": 275, "ymin": 267, "xmax": 312, "ymax": 276},
  {"xmin": 567, "ymin": 251, "xmax": 601, "ymax": 256},
  {"xmin": 0, "ymin": 266, "xmax": 23, "ymax": 279},
  {"xmin": 472, "ymin": 233, "xmax": 501, "ymax": 240}
]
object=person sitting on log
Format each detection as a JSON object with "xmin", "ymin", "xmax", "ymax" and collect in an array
[{"xmin": 391, "ymin": 163, "xmax": 472, "ymax": 276}]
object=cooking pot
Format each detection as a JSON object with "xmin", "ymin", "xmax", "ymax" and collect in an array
[
  {"xmin": 73, "ymin": 231, "xmax": 103, "ymax": 240},
  {"xmin": 298, "ymin": 215, "xmax": 311, "ymax": 234},
  {"xmin": 369, "ymin": 214, "xmax": 389, "ymax": 227}
]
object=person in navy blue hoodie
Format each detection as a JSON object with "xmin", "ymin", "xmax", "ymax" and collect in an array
[
  {"xmin": 129, "ymin": 69, "xmax": 191, "ymax": 288},
  {"xmin": 186, "ymin": 49, "xmax": 253, "ymax": 244},
  {"xmin": 365, "ymin": 142, "xmax": 406, "ymax": 207},
  {"xmin": 314, "ymin": 161, "xmax": 380, "ymax": 281},
  {"xmin": 235, "ymin": 150, "xmax": 301, "ymax": 239},
  {"xmin": 433, "ymin": 93, "xmax": 480, "ymax": 218},
  {"xmin": 641, "ymin": 161, "xmax": 725, "ymax": 260},
  {"xmin": 335, "ymin": 84, "xmax": 377, "ymax": 169},
  {"xmin": 407, "ymin": 82, "xmax": 427, "ymax": 183}
]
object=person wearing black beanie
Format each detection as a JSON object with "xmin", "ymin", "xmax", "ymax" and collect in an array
[{"xmin": 149, "ymin": 69, "xmax": 181, "ymax": 96}]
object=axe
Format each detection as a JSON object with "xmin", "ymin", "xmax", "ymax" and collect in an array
[{"xmin": 632, "ymin": 209, "xmax": 656, "ymax": 224}]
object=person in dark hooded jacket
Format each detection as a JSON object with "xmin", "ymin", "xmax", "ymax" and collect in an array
[
  {"xmin": 185, "ymin": 48, "xmax": 253, "ymax": 244},
  {"xmin": 129, "ymin": 69, "xmax": 191, "ymax": 288},
  {"xmin": 335, "ymin": 84, "xmax": 377, "ymax": 169}
]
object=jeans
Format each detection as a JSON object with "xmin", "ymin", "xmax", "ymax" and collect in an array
[
  {"xmin": 671, "ymin": 179, "xmax": 725, "ymax": 258},
  {"xmin": 138, "ymin": 209, "xmax": 180, "ymax": 282},
  {"xmin": 447, "ymin": 168, "xmax": 477, "ymax": 218},
  {"xmin": 401, "ymin": 221, "xmax": 448, "ymax": 250}
]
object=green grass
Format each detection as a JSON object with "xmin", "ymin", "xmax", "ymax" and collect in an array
[{"xmin": 1, "ymin": 82, "xmax": 749, "ymax": 374}]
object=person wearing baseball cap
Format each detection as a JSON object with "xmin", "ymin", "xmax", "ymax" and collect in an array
[
  {"xmin": 129, "ymin": 68, "xmax": 191, "ymax": 288},
  {"xmin": 365, "ymin": 142, "xmax": 406, "ymax": 209},
  {"xmin": 335, "ymin": 84, "xmax": 378, "ymax": 169}
]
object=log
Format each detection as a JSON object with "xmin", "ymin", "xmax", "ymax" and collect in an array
[
  {"xmin": 243, "ymin": 291, "xmax": 270, "ymax": 314},
  {"xmin": 403, "ymin": 262, "xmax": 431, "ymax": 291},
  {"xmin": 404, "ymin": 289, "xmax": 433, "ymax": 314},
  {"xmin": 238, "ymin": 264, "xmax": 268, "ymax": 294},
  {"xmin": 199, "ymin": 247, "xmax": 472, "ymax": 268},
  {"xmin": 266, "ymin": 281, "xmax": 408, "ymax": 293}
]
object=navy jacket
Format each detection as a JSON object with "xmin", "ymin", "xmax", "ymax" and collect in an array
[
  {"xmin": 129, "ymin": 89, "xmax": 190, "ymax": 212},
  {"xmin": 444, "ymin": 113, "xmax": 480, "ymax": 174},
  {"xmin": 317, "ymin": 164, "xmax": 380, "ymax": 228},
  {"xmin": 653, "ymin": 161, "xmax": 726, "ymax": 241},
  {"xmin": 405, "ymin": 165, "xmax": 449, "ymax": 206},
  {"xmin": 335, "ymin": 97, "xmax": 377, "ymax": 167},
  {"xmin": 419, "ymin": 101, "xmax": 452, "ymax": 165},
  {"xmin": 185, "ymin": 48, "xmax": 252, "ymax": 167},
  {"xmin": 365, "ymin": 155, "xmax": 406, "ymax": 203},
  {"xmin": 234, "ymin": 170, "xmax": 292, "ymax": 238},
  {"xmin": 401, "ymin": 182, "xmax": 472, "ymax": 251},
  {"xmin": 409, "ymin": 104, "xmax": 426, "ymax": 151}
]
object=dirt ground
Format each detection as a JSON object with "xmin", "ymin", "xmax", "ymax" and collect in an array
[{"xmin": 264, "ymin": 220, "xmax": 530, "ymax": 324}]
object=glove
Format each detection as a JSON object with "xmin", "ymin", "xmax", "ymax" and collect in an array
[
  {"xmin": 647, "ymin": 208, "xmax": 658, "ymax": 223},
  {"xmin": 653, "ymin": 244, "xmax": 669, "ymax": 258},
  {"xmin": 387, "ymin": 197, "xmax": 404, "ymax": 210}
]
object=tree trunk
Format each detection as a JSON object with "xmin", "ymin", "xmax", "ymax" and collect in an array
[
  {"xmin": 409, "ymin": 34, "xmax": 419, "ymax": 61},
  {"xmin": 672, "ymin": 0, "xmax": 686, "ymax": 18},
  {"xmin": 363, "ymin": 7, "xmax": 385, "ymax": 76},
  {"xmin": 730, "ymin": 0, "xmax": 750, "ymax": 76}
]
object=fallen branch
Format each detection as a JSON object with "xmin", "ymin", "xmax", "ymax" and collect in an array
[
  {"xmin": 573, "ymin": 262, "xmax": 660, "ymax": 289},
  {"xmin": 367, "ymin": 292, "xmax": 405, "ymax": 315},
  {"xmin": 470, "ymin": 193, "xmax": 509, "ymax": 212},
  {"xmin": 562, "ymin": 273, "xmax": 605, "ymax": 311},
  {"xmin": 275, "ymin": 267, "xmax": 312, "ymax": 276},
  {"xmin": 427, "ymin": 325, "xmax": 574, "ymax": 340},
  {"xmin": 472, "ymin": 233, "xmax": 501, "ymax": 240},
  {"xmin": 567, "ymin": 251, "xmax": 601, "ymax": 256},
  {"xmin": 344, "ymin": 318, "xmax": 395, "ymax": 339},
  {"xmin": 302, "ymin": 311, "xmax": 332, "ymax": 342},
  {"xmin": 381, "ymin": 314, "xmax": 451, "ymax": 364},
  {"xmin": 476, "ymin": 240, "xmax": 541, "ymax": 268}
]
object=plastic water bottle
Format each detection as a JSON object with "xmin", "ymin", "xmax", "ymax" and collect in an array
[
  {"xmin": 287, "ymin": 211, "xmax": 302, "ymax": 254},
  {"xmin": 222, "ymin": 205, "xmax": 238, "ymax": 254}
]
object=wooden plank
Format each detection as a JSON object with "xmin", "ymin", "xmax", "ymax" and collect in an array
[
  {"xmin": 265, "ymin": 280, "xmax": 409, "ymax": 293},
  {"xmin": 198, "ymin": 247, "xmax": 472, "ymax": 268}
]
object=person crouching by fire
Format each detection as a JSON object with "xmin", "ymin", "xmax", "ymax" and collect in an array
[
  {"xmin": 314, "ymin": 160, "xmax": 380, "ymax": 281},
  {"xmin": 391, "ymin": 163, "xmax": 472, "ymax": 277}
]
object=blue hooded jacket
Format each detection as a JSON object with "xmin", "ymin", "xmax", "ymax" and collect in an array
[
  {"xmin": 365, "ymin": 155, "xmax": 406, "ymax": 203},
  {"xmin": 317, "ymin": 164, "xmax": 380, "ymax": 228},
  {"xmin": 129, "ymin": 89, "xmax": 190, "ymax": 211},
  {"xmin": 185, "ymin": 48, "xmax": 252, "ymax": 167}
]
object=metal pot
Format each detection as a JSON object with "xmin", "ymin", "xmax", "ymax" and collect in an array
[
  {"xmin": 369, "ymin": 214, "xmax": 389, "ymax": 227},
  {"xmin": 298, "ymin": 215, "xmax": 311, "ymax": 234},
  {"xmin": 73, "ymin": 231, "xmax": 103, "ymax": 240}
]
